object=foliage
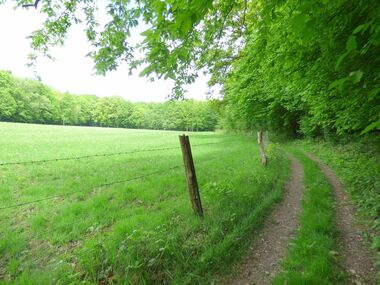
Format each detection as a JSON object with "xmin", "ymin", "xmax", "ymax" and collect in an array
[
  {"xmin": 273, "ymin": 147, "xmax": 343, "ymax": 284},
  {"xmin": 1, "ymin": 1, "xmax": 378, "ymax": 136},
  {"xmin": 0, "ymin": 122, "xmax": 288, "ymax": 284},
  {"xmin": 0, "ymin": 90, "xmax": 17, "ymax": 120},
  {"xmin": 1, "ymin": 0, "xmax": 247, "ymax": 97},
  {"xmin": 0, "ymin": 70, "xmax": 219, "ymax": 131},
  {"xmin": 220, "ymin": 0, "xmax": 380, "ymax": 138}
]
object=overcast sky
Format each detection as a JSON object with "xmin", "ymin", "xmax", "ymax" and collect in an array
[{"xmin": 0, "ymin": 2, "xmax": 212, "ymax": 102}]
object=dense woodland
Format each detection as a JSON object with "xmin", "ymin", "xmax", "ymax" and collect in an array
[
  {"xmin": 220, "ymin": 0, "xmax": 380, "ymax": 139},
  {"xmin": 0, "ymin": 70, "xmax": 218, "ymax": 131}
]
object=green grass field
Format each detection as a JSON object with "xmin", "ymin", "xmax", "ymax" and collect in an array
[{"xmin": 0, "ymin": 122, "xmax": 289, "ymax": 284}]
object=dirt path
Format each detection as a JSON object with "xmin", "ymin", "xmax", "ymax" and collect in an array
[
  {"xmin": 226, "ymin": 157, "xmax": 304, "ymax": 285},
  {"xmin": 307, "ymin": 153, "xmax": 378, "ymax": 285}
]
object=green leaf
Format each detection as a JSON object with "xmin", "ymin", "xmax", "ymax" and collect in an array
[
  {"xmin": 349, "ymin": 70, "xmax": 363, "ymax": 84},
  {"xmin": 329, "ymin": 78, "xmax": 347, "ymax": 92},
  {"xmin": 360, "ymin": 119, "xmax": 380, "ymax": 134},
  {"xmin": 368, "ymin": 87, "xmax": 380, "ymax": 101},
  {"xmin": 346, "ymin": 35, "xmax": 357, "ymax": 52},
  {"xmin": 180, "ymin": 18, "xmax": 192, "ymax": 36},
  {"xmin": 291, "ymin": 14, "xmax": 307, "ymax": 35},
  {"xmin": 335, "ymin": 51, "xmax": 348, "ymax": 70},
  {"xmin": 164, "ymin": 71, "xmax": 176, "ymax": 80},
  {"xmin": 353, "ymin": 22, "xmax": 370, "ymax": 35},
  {"xmin": 139, "ymin": 65, "xmax": 155, "ymax": 77}
]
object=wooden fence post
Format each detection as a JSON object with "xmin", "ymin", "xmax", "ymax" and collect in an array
[
  {"xmin": 179, "ymin": 134, "xmax": 204, "ymax": 217},
  {"xmin": 258, "ymin": 130, "xmax": 268, "ymax": 166}
]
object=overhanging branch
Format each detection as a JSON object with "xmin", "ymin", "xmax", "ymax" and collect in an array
[{"xmin": 22, "ymin": 0, "xmax": 40, "ymax": 9}]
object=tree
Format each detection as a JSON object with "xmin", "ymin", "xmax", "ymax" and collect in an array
[
  {"xmin": 5, "ymin": 0, "xmax": 246, "ymax": 97},
  {"xmin": 20, "ymin": 79, "xmax": 59, "ymax": 124},
  {"xmin": 0, "ymin": 90, "xmax": 17, "ymax": 120},
  {"xmin": 59, "ymin": 93, "xmax": 77, "ymax": 125},
  {"xmin": 0, "ymin": 71, "xmax": 17, "ymax": 121},
  {"xmin": 129, "ymin": 104, "xmax": 148, "ymax": 129},
  {"xmin": 76, "ymin": 95, "xmax": 98, "ymax": 126}
]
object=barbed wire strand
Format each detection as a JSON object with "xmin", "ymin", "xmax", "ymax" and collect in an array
[
  {"xmin": 20, "ymin": 170, "xmax": 185, "ymax": 237},
  {"xmin": 0, "ymin": 165, "xmax": 182, "ymax": 210},
  {"xmin": 0, "ymin": 145, "xmax": 251, "ymax": 210},
  {"xmin": 0, "ymin": 146, "xmax": 180, "ymax": 167},
  {"xmin": 0, "ymin": 143, "xmax": 252, "ymax": 211},
  {"xmin": 0, "ymin": 140, "xmax": 242, "ymax": 167},
  {"xmin": 1, "ymin": 150, "xmax": 257, "ymax": 261},
  {"xmin": 3, "ymin": 141, "xmax": 247, "ymax": 196}
]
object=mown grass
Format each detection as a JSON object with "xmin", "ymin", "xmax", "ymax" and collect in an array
[
  {"xmin": 298, "ymin": 139, "xmax": 380, "ymax": 274},
  {"xmin": 0, "ymin": 122, "xmax": 289, "ymax": 284},
  {"xmin": 273, "ymin": 147, "xmax": 343, "ymax": 285}
]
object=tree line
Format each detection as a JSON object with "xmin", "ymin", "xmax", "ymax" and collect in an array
[{"xmin": 0, "ymin": 70, "xmax": 219, "ymax": 131}]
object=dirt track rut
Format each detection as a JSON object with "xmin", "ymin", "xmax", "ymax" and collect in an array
[
  {"xmin": 226, "ymin": 157, "xmax": 304, "ymax": 285},
  {"xmin": 307, "ymin": 153, "xmax": 377, "ymax": 285}
]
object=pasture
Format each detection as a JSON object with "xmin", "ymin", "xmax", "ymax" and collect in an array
[{"xmin": 0, "ymin": 122, "xmax": 288, "ymax": 284}]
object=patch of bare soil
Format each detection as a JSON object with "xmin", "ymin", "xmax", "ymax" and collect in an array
[
  {"xmin": 307, "ymin": 153, "xmax": 378, "ymax": 285},
  {"xmin": 225, "ymin": 157, "xmax": 304, "ymax": 285}
]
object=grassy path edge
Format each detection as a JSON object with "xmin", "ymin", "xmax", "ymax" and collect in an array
[
  {"xmin": 307, "ymin": 153, "xmax": 378, "ymax": 284},
  {"xmin": 273, "ymin": 147, "xmax": 343, "ymax": 284},
  {"xmin": 224, "ymin": 156, "xmax": 303, "ymax": 285}
]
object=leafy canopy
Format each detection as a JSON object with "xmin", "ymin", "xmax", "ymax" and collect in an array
[{"xmin": 3, "ymin": 0, "xmax": 246, "ymax": 97}]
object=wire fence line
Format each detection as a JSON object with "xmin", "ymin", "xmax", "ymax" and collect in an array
[
  {"xmin": 0, "ymin": 142, "xmax": 248, "ymax": 211},
  {"xmin": 0, "ymin": 146, "xmax": 181, "ymax": 167},
  {"xmin": 0, "ymin": 151, "xmax": 248, "ymax": 211},
  {"xmin": 3, "ymin": 166, "xmax": 198, "ymax": 244},
  {"xmin": 0, "ymin": 148, "xmax": 244, "ymax": 205},
  {"xmin": 1, "ymin": 170, "xmax": 191, "ymax": 244},
  {"xmin": 4, "ymin": 153, "xmax": 254, "ymax": 250},
  {"xmin": 0, "ymin": 165, "xmax": 182, "ymax": 211},
  {"xmin": 0, "ymin": 135, "xmax": 255, "ymax": 277},
  {"xmin": 20, "ymin": 169, "xmax": 189, "ymax": 237},
  {"xmin": 0, "ymin": 140, "xmax": 241, "ymax": 167}
]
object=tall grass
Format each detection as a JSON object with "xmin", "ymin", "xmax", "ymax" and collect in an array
[{"xmin": 0, "ymin": 123, "xmax": 289, "ymax": 284}]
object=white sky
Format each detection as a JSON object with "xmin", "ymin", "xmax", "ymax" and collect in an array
[{"xmin": 0, "ymin": 2, "xmax": 213, "ymax": 102}]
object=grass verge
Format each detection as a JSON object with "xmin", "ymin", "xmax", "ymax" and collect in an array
[
  {"xmin": 298, "ymin": 139, "xmax": 380, "ymax": 273},
  {"xmin": 273, "ymin": 147, "xmax": 343, "ymax": 284}
]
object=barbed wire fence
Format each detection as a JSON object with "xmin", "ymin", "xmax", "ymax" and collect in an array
[
  {"xmin": 0, "ymin": 165, "xmax": 184, "ymax": 210},
  {"xmin": 0, "ymin": 140, "xmax": 239, "ymax": 167},
  {"xmin": 2, "ymin": 148, "xmax": 250, "ymax": 245},
  {"xmin": 0, "ymin": 138, "xmax": 250, "ymax": 224},
  {"xmin": 0, "ymin": 139, "xmax": 244, "ymax": 211},
  {"xmin": 0, "ymin": 136, "xmax": 261, "ymax": 280}
]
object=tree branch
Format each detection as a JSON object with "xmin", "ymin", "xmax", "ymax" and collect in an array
[{"xmin": 22, "ymin": 0, "xmax": 40, "ymax": 9}]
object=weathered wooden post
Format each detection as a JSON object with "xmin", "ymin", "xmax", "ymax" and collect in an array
[
  {"xmin": 179, "ymin": 134, "xmax": 204, "ymax": 217},
  {"xmin": 257, "ymin": 130, "xmax": 268, "ymax": 166}
]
